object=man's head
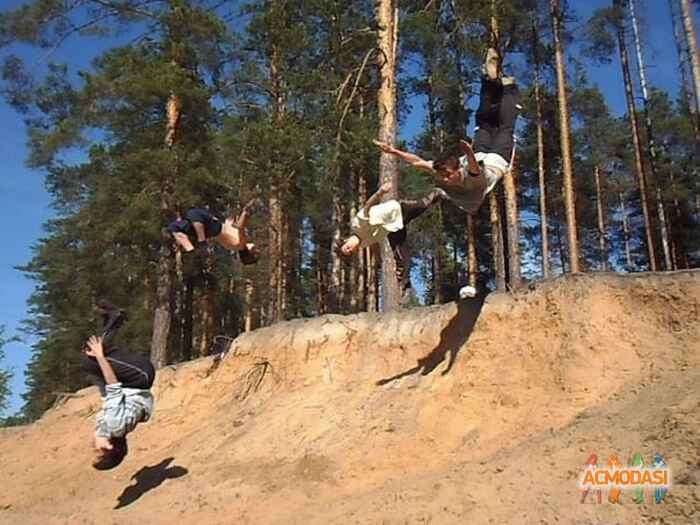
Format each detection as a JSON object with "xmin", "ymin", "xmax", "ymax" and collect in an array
[
  {"xmin": 339, "ymin": 234, "xmax": 361, "ymax": 257},
  {"xmin": 92, "ymin": 436, "xmax": 128, "ymax": 471},
  {"xmin": 433, "ymin": 155, "xmax": 462, "ymax": 186},
  {"xmin": 238, "ymin": 243, "xmax": 259, "ymax": 265}
]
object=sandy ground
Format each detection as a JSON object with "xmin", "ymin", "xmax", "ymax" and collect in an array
[{"xmin": 1, "ymin": 271, "xmax": 699, "ymax": 525}]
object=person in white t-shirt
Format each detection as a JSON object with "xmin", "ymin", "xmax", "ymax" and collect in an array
[
  {"xmin": 339, "ymin": 182, "xmax": 446, "ymax": 299},
  {"xmin": 373, "ymin": 137, "xmax": 508, "ymax": 216},
  {"xmin": 373, "ymin": 53, "xmax": 519, "ymax": 215}
]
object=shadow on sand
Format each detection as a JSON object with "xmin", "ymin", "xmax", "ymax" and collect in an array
[
  {"xmin": 115, "ymin": 457, "xmax": 188, "ymax": 509},
  {"xmin": 376, "ymin": 294, "xmax": 485, "ymax": 386}
]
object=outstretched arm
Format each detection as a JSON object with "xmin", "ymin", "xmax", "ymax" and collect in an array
[
  {"xmin": 374, "ymin": 140, "xmax": 435, "ymax": 173},
  {"xmin": 459, "ymin": 139, "xmax": 480, "ymax": 176},
  {"xmin": 360, "ymin": 182, "xmax": 391, "ymax": 216},
  {"xmin": 234, "ymin": 198, "xmax": 259, "ymax": 230},
  {"xmin": 86, "ymin": 336, "xmax": 118, "ymax": 385}
]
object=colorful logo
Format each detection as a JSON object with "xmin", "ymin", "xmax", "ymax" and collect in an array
[{"xmin": 579, "ymin": 453, "xmax": 671, "ymax": 504}]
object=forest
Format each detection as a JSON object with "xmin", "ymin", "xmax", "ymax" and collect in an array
[{"xmin": 0, "ymin": 0, "xmax": 698, "ymax": 421}]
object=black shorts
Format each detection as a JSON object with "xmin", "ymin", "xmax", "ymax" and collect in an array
[{"xmin": 184, "ymin": 208, "xmax": 223, "ymax": 239}]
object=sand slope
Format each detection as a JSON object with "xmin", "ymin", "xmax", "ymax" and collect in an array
[{"xmin": 1, "ymin": 271, "xmax": 699, "ymax": 524}]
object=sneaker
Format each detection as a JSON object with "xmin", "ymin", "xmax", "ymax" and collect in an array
[{"xmin": 459, "ymin": 285, "xmax": 477, "ymax": 299}]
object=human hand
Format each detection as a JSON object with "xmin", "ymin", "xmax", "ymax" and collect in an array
[
  {"xmin": 94, "ymin": 435, "xmax": 113, "ymax": 452},
  {"xmin": 459, "ymin": 139, "xmax": 475, "ymax": 155},
  {"xmin": 379, "ymin": 182, "xmax": 392, "ymax": 194},
  {"xmin": 85, "ymin": 336, "xmax": 105, "ymax": 358},
  {"xmin": 243, "ymin": 197, "xmax": 262, "ymax": 212},
  {"xmin": 373, "ymin": 139, "xmax": 395, "ymax": 154}
]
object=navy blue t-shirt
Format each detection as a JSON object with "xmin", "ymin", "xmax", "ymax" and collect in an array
[{"xmin": 167, "ymin": 208, "xmax": 223, "ymax": 241}]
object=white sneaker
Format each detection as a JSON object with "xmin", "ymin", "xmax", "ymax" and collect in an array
[{"xmin": 459, "ymin": 285, "xmax": 477, "ymax": 299}]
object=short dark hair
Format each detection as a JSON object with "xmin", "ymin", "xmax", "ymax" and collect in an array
[
  {"xmin": 92, "ymin": 437, "xmax": 128, "ymax": 470},
  {"xmin": 238, "ymin": 247, "xmax": 259, "ymax": 265},
  {"xmin": 433, "ymin": 154, "xmax": 460, "ymax": 172}
]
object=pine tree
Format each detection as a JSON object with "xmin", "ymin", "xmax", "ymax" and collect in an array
[
  {"xmin": 584, "ymin": 3, "xmax": 659, "ymax": 270},
  {"xmin": 628, "ymin": 0, "xmax": 673, "ymax": 270},
  {"xmin": 376, "ymin": 0, "xmax": 401, "ymax": 310},
  {"xmin": 0, "ymin": 327, "xmax": 13, "ymax": 417},
  {"xmin": 680, "ymin": 0, "xmax": 700, "ymax": 117},
  {"xmin": 549, "ymin": 0, "xmax": 580, "ymax": 273}
]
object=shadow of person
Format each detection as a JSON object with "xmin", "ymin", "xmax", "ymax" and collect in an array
[
  {"xmin": 115, "ymin": 457, "xmax": 188, "ymax": 509},
  {"xmin": 376, "ymin": 294, "xmax": 485, "ymax": 386}
]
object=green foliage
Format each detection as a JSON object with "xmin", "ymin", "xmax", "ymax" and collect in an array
[{"xmin": 0, "ymin": 326, "xmax": 15, "ymax": 417}]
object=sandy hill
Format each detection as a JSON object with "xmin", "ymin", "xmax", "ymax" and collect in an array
[{"xmin": 1, "ymin": 271, "xmax": 699, "ymax": 525}]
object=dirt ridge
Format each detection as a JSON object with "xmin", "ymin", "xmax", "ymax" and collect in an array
[{"xmin": 1, "ymin": 271, "xmax": 699, "ymax": 524}]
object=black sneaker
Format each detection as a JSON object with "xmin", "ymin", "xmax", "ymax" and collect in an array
[{"xmin": 97, "ymin": 301, "xmax": 127, "ymax": 340}]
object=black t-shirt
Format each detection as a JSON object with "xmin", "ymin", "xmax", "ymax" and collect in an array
[{"xmin": 167, "ymin": 208, "xmax": 223, "ymax": 241}]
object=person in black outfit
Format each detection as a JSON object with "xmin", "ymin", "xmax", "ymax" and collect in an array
[
  {"xmin": 472, "ymin": 47, "xmax": 520, "ymax": 164},
  {"xmin": 80, "ymin": 302, "xmax": 156, "ymax": 470},
  {"xmin": 167, "ymin": 203, "xmax": 259, "ymax": 265}
]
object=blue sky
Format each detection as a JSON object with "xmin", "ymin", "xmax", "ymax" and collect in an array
[{"xmin": 0, "ymin": 0, "xmax": 693, "ymax": 416}]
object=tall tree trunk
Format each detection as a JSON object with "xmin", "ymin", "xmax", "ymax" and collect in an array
[
  {"xmin": 356, "ymin": 166, "xmax": 368, "ymax": 311},
  {"xmin": 349, "ymin": 169, "xmax": 360, "ymax": 312},
  {"xmin": 533, "ymin": 22, "xmax": 550, "ymax": 279},
  {"xmin": 150, "ymin": 89, "xmax": 181, "ymax": 368},
  {"xmin": 316, "ymin": 247, "xmax": 328, "ymax": 315},
  {"xmin": 629, "ymin": 0, "xmax": 673, "ymax": 270},
  {"xmin": 671, "ymin": 0, "xmax": 700, "ymax": 144},
  {"xmin": 268, "ymin": 47, "xmax": 286, "ymax": 323},
  {"xmin": 490, "ymin": 191, "xmax": 506, "ymax": 291},
  {"xmin": 619, "ymin": 192, "xmax": 634, "ymax": 270},
  {"xmin": 491, "ymin": 0, "xmax": 521, "ymax": 288},
  {"xmin": 268, "ymin": 188, "xmax": 282, "ymax": 322},
  {"xmin": 668, "ymin": 170, "xmax": 689, "ymax": 269},
  {"xmin": 594, "ymin": 165, "xmax": 608, "ymax": 271},
  {"xmin": 550, "ymin": 0, "xmax": 581, "ymax": 273},
  {"xmin": 244, "ymin": 278, "xmax": 255, "ymax": 332},
  {"xmin": 488, "ymin": 0, "xmax": 522, "ymax": 289},
  {"xmin": 504, "ymin": 147, "xmax": 521, "ymax": 287},
  {"xmin": 467, "ymin": 214, "xmax": 478, "ymax": 288},
  {"xmin": 427, "ymin": 65, "xmax": 446, "ymax": 303},
  {"xmin": 489, "ymin": 2, "xmax": 507, "ymax": 289},
  {"xmin": 615, "ymin": 6, "xmax": 658, "ymax": 271},
  {"xmin": 535, "ymin": 85, "xmax": 550, "ymax": 278},
  {"xmin": 182, "ymin": 273, "xmax": 193, "ymax": 361},
  {"xmin": 434, "ymin": 207, "xmax": 446, "ymax": 303},
  {"xmin": 367, "ymin": 247, "xmax": 379, "ymax": 312},
  {"xmin": 680, "ymin": 0, "xmax": 700, "ymax": 117},
  {"xmin": 376, "ymin": 0, "xmax": 400, "ymax": 310},
  {"xmin": 330, "ymin": 196, "xmax": 343, "ymax": 311},
  {"xmin": 555, "ymin": 217, "xmax": 567, "ymax": 273},
  {"xmin": 196, "ymin": 252, "xmax": 216, "ymax": 357},
  {"xmin": 170, "ymin": 249, "xmax": 184, "ymax": 362}
]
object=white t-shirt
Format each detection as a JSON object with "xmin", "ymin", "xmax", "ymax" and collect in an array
[
  {"xmin": 350, "ymin": 200, "xmax": 404, "ymax": 248},
  {"xmin": 438, "ymin": 152, "xmax": 509, "ymax": 214}
]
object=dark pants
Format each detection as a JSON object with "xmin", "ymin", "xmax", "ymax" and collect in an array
[
  {"xmin": 387, "ymin": 189, "xmax": 444, "ymax": 292},
  {"xmin": 473, "ymin": 78, "xmax": 520, "ymax": 161},
  {"xmin": 184, "ymin": 208, "xmax": 223, "ymax": 239},
  {"xmin": 81, "ymin": 349, "xmax": 156, "ymax": 395}
]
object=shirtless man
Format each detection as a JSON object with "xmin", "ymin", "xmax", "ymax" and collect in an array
[{"xmin": 167, "ymin": 201, "xmax": 259, "ymax": 265}]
